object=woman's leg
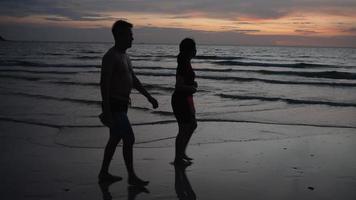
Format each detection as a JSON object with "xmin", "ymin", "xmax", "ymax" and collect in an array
[
  {"xmin": 182, "ymin": 120, "xmax": 197, "ymax": 159},
  {"xmin": 175, "ymin": 123, "xmax": 185, "ymax": 160},
  {"xmin": 182, "ymin": 97, "xmax": 197, "ymax": 159},
  {"xmin": 175, "ymin": 123, "xmax": 193, "ymax": 163}
]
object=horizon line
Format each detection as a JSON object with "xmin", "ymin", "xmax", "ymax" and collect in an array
[{"xmin": 1, "ymin": 39, "xmax": 356, "ymax": 49}]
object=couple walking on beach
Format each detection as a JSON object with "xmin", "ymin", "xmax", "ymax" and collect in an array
[{"xmin": 98, "ymin": 20, "xmax": 198, "ymax": 186}]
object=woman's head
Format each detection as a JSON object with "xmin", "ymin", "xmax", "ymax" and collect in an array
[{"xmin": 179, "ymin": 38, "xmax": 196, "ymax": 59}]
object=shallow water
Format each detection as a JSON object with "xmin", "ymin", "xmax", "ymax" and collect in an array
[{"xmin": 0, "ymin": 41, "xmax": 355, "ymax": 128}]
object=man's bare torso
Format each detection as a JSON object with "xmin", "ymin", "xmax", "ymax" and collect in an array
[{"xmin": 102, "ymin": 47, "xmax": 133, "ymax": 102}]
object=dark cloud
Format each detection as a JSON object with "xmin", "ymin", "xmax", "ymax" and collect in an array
[
  {"xmin": 233, "ymin": 29, "xmax": 261, "ymax": 33},
  {"xmin": 1, "ymin": 0, "xmax": 355, "ymax": 21},
  {"xmin": 167, "ymin": 14, "xmax": 199, "ymax": 19},
  {"xmin": 235, "ymin": 22, "xmax": 254, "ymax": 25},
  {"xmin": 45, "ymin": 17, "xmax": 71, "ymax": 22},
  {"xmin": 0, "ymin": 0, "xmax": 105, "ymax": 20},
  {"xmin": 293, "ymin": 22, "xmax": 312, "ymax": 25},
  {"xmin": 1, "ymin": 23, "xmax": 355, "ymax": 47},
  {"xmin": 1, "ymin": 0, "xmax": 355, "ymax": 47},
  {"xmin": 343, "ymin": 27, "xmax": 356, "ymax": 33},
  {"xmin": 294, "ymin": 29, "xmax": 319, "ymax": 35}
]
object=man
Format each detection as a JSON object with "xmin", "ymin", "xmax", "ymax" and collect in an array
[{"xmin": 99, "ymin": 20, "xmax": 158, "ymax": 186}]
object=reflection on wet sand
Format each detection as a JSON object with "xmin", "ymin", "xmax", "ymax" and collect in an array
[
  {"xmin": 98, "ymin": 180, "xmax": 149, "ymax": 200},
  {"xmin": 175, "ymin": 164, "xmax": 196, "ymax": 200}
]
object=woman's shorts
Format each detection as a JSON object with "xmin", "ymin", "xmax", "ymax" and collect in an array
[{"xmin": 171, "ymin": 94, "xmax": 196, "ymax": 124}]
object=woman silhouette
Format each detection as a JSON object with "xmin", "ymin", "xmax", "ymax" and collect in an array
[{"xmin": 172, "ymin": 38, "xmax": 198, "ymax": 165}]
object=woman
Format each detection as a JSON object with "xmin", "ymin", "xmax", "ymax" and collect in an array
[{"xmin": 172, "ymin": 38, "xmax": 198, "ymax": 165}]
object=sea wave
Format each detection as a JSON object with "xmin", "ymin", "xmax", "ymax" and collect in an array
[
  {"xmin": 0, "ymin": 74, "xmax": 42, "ymax": 81},
  {"xmin": 131, "ymin": 55, "xmax": 175, "ymax": 59},
  {"xmin": 0, "ymin": 60, "xmax": 99, "ymax": 68},
  {"xmin": 238, "ymin": 70, "xmax": 356, "ymax": 80},
  {"xmin": 132, "ymin": 54, "xmax": 244, "ymax": 60},
  {"xmin": 195, "ymin": 55, "xmax": 244, "ymax": 60},
  {"xmin": 134, "ymin": 66, "xmax": 356, "ymax": 80},
  {"xmin": 2, "ymin": 63, "xmax": 354, "ymax": 80},
  {"xmin": 50, "ymin": 81, "xmax": 99, "ymax": 86},
  {"xmin": 79, "ymin": 50, "xmax": 102, "ymax": 54},
  {"xmin": 133, "ymin": 66, "xmax": 174, "ymax": 70},
  {"xmin": 217, "ymin": 93, "xmax": 356, "ymax": 107},
  {"xmin": 41, "ymin": 53, "xmax": 70, "ymax": 56},
  {"xmin": 133, "ymin": 72, "xmax": 356, "ymax": 87},
  {"xmin": 1, "ymin": 70, "xmax": 355, "ymax": 88},
  {"xmin": 200, "ymin": 75, "xmax": 356, "ymax": 87},
  {"xmin": 6, "ymin": 91, "xmax": 101, "ymax": 105},
  {"xmin": 1, "ymin": 116, "xmax": 355, "ymax": 130},
  {"xmin": 213, "ymin": 61, "xmax": 345, "ymax": 68},
  {"xmin": 0, "ymin": 69, "xmax": 78, "ymax": 75},
  {"xmin": 50, "ymin": 81, "xmax": 174, "ymax": 91},
  {"xmin": 134, "ymin": 66, "xmax": 233, "ymax": 72},
  {"xmin": 74, "ymin": 55, "xmax": 101, "ymax": 60}
]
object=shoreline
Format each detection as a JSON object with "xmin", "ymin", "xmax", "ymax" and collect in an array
[{"xmin": 1, "ymin": 120, "xmax": 355, "ymax": 199}]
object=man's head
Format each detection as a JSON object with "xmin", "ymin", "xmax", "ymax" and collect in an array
[{"xmin": 112, "ymin": 20, "xmax": 133, "ymax": 49}]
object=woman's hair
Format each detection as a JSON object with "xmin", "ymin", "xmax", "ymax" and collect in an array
[{"xmin": 178, "ymin": 38, "xmax": 196, "ymax": 62}]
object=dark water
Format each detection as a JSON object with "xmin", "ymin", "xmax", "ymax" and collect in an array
[{"xmin": 0, "ymin": 41, "xmax": 355, "ymax": 128}]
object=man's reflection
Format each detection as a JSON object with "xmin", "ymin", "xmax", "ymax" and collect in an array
[
  {"xmin": 98, "ymin": 180, "xmax": 149, "ymax": 200},
  {"xmin": 175, "ymin": 164, "xmax": 196, "ymax": 200},
  {"xmin": 98, "ymin": 180, "xmax": 116, "ymax": 200}
]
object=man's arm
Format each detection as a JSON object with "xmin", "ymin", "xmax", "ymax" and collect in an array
[
  {"xmin": 100, "ymin": 54, "xmax": 114, "ymax": 126},
  {"xmin": 132, "ymin": 74, "xmax": 158, "ymax": 109}
]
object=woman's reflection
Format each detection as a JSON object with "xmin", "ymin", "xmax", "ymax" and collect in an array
[{"xmin": 175, "ymin": 164, "xmax": 196, "ymax": 200}]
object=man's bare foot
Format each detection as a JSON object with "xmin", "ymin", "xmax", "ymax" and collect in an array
[
  {"xmin": 98, "ymin": 172, "xmax": 123, "ymax": 183},
  {"xmin": 174, "ymin": 158, "xmax": 192, "ymax": 166},
  {"xmin": 183, "ymin": 154, "xmax": 193, "ymax": 161},
  {"xmin": 128, "ymin": 185, "xmax": 149, "ymax": 195},
  {"xmin": 128, "ymin": 176, "xmax": 149, "ymax": 186}
]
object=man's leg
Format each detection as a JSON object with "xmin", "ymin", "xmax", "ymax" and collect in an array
[
  {"xmin": 100, "ymin": 134, "xmax": 121, "ymax": 174},
  {"xmin": 122, "ymin": 127, "xmax": 135, "ymax": 177},
  {"xmin": 99, "ymin": 132, "xmax": 123, "ymax": 182},
  {"xmin": 122, "ymin": 118, "xmax": 149, "ymax": 186}
]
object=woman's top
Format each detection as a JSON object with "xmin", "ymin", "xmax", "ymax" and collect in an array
[{"xmin": 173, "ymin": 58, "xmax": 195, "ymax": 97}]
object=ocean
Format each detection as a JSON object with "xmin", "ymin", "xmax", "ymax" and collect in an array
[{"xmin": 0, "ymin": 41, "xmax": 356, "ymax": 129}]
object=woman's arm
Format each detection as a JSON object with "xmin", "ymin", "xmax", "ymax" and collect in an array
[{"xmin": 175, "ymin": 75, "xmax": 197, "ymax": 94}]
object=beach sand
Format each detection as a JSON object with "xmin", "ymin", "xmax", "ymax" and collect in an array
[{"xmin": 1, "ymin": 120, "xmax": 356, "ymax": 200}]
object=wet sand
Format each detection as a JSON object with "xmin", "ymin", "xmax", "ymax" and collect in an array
[{"xmin": 1, "ymin": 120, "xmax": 356, "ymax": 200}]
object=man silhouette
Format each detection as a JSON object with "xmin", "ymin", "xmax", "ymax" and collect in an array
[{"xmin": 99, "ymin": 20, "xmax": 158, "ymax": 186}]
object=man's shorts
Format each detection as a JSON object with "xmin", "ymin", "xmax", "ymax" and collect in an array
[{"xmin": 110, "ymin": 111, "xmax": 134, "ymax": 137}]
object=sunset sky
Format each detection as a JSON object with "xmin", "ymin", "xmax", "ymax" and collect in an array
[{"xmin": 1, "ymin": 0, "xmax": 355, "ymax": 47}]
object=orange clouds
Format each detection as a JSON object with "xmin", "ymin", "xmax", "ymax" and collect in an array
[{"xmin": 1, "ymin": 9, "xmax": 355, "ymax": 37}]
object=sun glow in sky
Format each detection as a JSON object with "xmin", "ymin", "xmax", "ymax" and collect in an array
[{"xmin": 0, "ymin": 0, "xmax": 355, "ymax": 47}]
